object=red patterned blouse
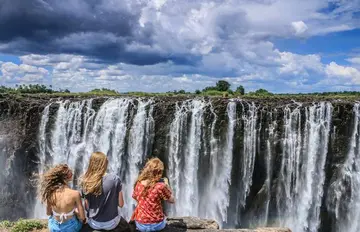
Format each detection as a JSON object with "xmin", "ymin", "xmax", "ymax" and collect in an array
[{"xmin": 132, "ymin": 182, "xmax": 172, "ymax": 224}]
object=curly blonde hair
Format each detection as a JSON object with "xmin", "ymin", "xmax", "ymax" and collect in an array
[
  {"xmin": 80, "ymin": 152, "xmax": 108, "ymax": 196},
  {"xmin": 38, "ymin": 164, "xmax": 72, "ymax": 206},
  {"xmin": 134, "ymin": 157, "xmax": 164, "ymax": 196}
]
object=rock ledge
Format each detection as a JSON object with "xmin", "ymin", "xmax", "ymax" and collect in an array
[{"xmin": 0, "ymin": 217, "xmax": 290, "ymax": 232}]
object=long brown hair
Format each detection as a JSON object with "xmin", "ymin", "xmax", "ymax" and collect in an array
[
  {"xmin": 80, "ymin": 152, "xmax": 108, "ymax": 196},
  {"xmin": 134, "ymin": 157, "xmax": 164, "ymax": 196},
  {"xmin": 39, "ymin": 164, "xmax": 72, "ymax": 206}
]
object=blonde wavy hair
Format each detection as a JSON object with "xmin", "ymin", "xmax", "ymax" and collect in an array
[
  {"xmin": 134, "ymin": 157, "xmax": 164, "ymax": 196},
  {"xmin": 80, "ymin": 152, "xmax": 108, "ymax": 196},
  {"xmin": 38, "ymin": 164, "xmax": 72, "ymax": 206}
]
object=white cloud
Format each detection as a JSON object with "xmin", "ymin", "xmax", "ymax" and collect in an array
[
  {"xmin": 0, "ymin": 62, "xmax": 49, "ymax": 83},
  {"xmin": 347, "ymin": 57, "xmax": 360, "ymax": 65},
  {"xmin": 291, "ymin": 21, "xmax": 308, "ymax": 36},
  {"xmin": 276, "ymin": 52, "xmax": 323, "ymax": 76},
  {"xmin": 325, "ymin": 62, "xmax": 360, "ymax": 84}
]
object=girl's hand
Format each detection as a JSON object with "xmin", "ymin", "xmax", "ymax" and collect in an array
[{"xmin": 163, "ymin": 177, "xmax": 169, "ymax": 186}]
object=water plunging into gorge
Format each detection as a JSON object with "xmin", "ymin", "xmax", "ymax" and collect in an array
[{"xmin": 0, "ymin": 96, "xmax": 359, "ymax": 232}]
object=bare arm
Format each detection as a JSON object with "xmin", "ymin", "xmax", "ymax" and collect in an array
[
  {"xmin": 167, "ymin": 194, "xmax": 175, "ymax": 204},
  {"xmin": 46, "ymin": 203, "xmax": 52, "ymax": 216},
  {"xmin": 162, "ymin": 179, "xmax": 175, "ymax": 204},
  {"xmin": 118, "ymin": 191, "xmax": 124, "ymax": 208},
  {"xmin": 84, "ymin": 199, "xmax": 89, "ymax": 211},
  {"xmin": 75, "ymin": 192, "xmax": 86, "ymax": 222},
  {"xmin": 166, "ymin": 186, "xmax": 175, "ymax": 204}
]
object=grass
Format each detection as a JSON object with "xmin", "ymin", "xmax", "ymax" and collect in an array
[
  {"xmin": 0, "ymin": 219, "xmax": 46, "ymax": 232},
  {"xmin": 2, "ymin": 91, "xmax": 360, "ymax": 100}
]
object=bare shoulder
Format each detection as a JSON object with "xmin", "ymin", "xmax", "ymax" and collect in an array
[{"xmin": 69, "ymin": 189, "xmax": 81, "ymax": 198}]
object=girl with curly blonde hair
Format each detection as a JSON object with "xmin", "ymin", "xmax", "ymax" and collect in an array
[
  {"xmin": 132, "ymin": 157, "xmax": 175, "ymax": 232},
  {"xmin": 39, "ymin": 164, "xmax": 85, "ymax": 232}
]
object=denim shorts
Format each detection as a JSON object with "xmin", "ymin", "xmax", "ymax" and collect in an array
[
  {"xmin": 135, "ymin": 218, "xmax": 166, "ymax": 232},
  {"xmin": 48, "ymin": 215, "xmax": 82, "ymax": 232}
]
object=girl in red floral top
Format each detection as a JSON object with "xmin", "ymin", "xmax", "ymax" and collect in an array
[{"xmin": 131, "ymin": 158, "xmax": 175, "ymax": 231}]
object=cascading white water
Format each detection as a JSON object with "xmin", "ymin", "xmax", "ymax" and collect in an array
[
  {"xmin": 33, "ymin": 104, "xmax": 51, "ymax": 218},
  {"xmin": 235, "ymin": 101, "xmax": 258, "ymax": 224},
  {"xmin": 327, "ymin": 103, "xmax": 360, "ymax": 232},
  {"xmin": 278, "ymin": 102, "xmax": 332, "ymax": 232},
  {"xmin": 214, "ymin": 101, "xmax": 237, "ymax": 222},
  {"xmin": 173, "ymin": 99, "xmax": 206, "ymax": 216},
  {"xmin": 167, "ymin": 101, "xmax": 189, "ymax": 216},
  {"xmin": 262, "ymin": 110, "xmax": 278, "ymax": 226},
  {"xmin": 124, "ymin": 99, "xmax": 154, "ymax": 219},
  {"xmin": 203, "ymin": 101, "xmax": 220, "ymax": 220},
  {"xmin": 202, "ymin": 101, "xmax": 236, "ymax": 225},
  {"xmin": 167, "ymin": 100, "xmax": 237, "ymax": 227},
  {"xmin": 276, "ymin": 104, "xmax": 302, "ymax": 222},
  {"xmin": 84, "ymin": 98, "xmax": 130, "ymax": 173}
]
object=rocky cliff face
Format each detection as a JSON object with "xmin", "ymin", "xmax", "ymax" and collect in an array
[{"xmin": 0, "ymin": 94, "xmax": 359, "ymax": 232}]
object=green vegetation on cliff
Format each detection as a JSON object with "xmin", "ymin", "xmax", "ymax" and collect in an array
[
  {"xmin": 0, "ymin": 219, "xmax": 45, "ymax": 232},
  {"xmin": 1, "ymin": 82, "xmax": 360, "ymax": 98}
]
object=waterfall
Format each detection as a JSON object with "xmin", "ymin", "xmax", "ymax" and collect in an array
[
  {"xmin": 327, "ymin": 103, "xmax": 360, "ymax": 232},
  {"xmin": 167, "ymin": 99, "xmax": 207, "ymax": 216},
  {"xmin": 263, "ymin": 110, "xmax": 278, "ymax": 226},
  {"xmin": 203, "ymin": 101, "xmax": 236, "ymax": 225},
  {"xmin": 277, "ymin": 102, "xmax": 332, "ymax": 232},
  {"xmin": 216, "ymin": 101, "xmax": 237, "ymax": 222},
  {"xmin": 235, "ymin": 101, "xmax": 258, "ymax": 225},
  {"xmin": 33, "ymin": 104, "xmax": 51, "ymax": 218},
  {"xmin": 167, "ymin": 101, "xmax": 189, "ymax": 216},
  {"xmin": 24, "ymin": 96, "xmax": 360, "ymax": 232},
  {"xmin": 84, "ymin": 98, "xmax": 130, "ymax": 173},
  {"xmin": 124, "ymin": 99, "xmax": 154, "ymax": 219}
]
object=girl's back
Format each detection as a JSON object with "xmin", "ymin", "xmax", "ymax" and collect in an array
[
  {"xmin": 132, "ymin": 180, "xmax": 172, "ymax": 224},
  {"xmin": 51, "ymin": 188, "xmax": 80, "ymax": 222},
  {"xmin": 39, "ymin": 164, "xmax": 85, "ymax": 232}
]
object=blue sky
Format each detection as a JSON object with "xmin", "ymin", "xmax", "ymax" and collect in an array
[{"xmin": 0, "ymin": 0, "xmax": 360, "ymax": 93}]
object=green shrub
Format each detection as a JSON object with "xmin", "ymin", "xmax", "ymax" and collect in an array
[
  {"xmin": 0, "ymin": 220, "xmax": 14, "ymax": 228},
  {"xmin": 201, "ymin": 90, "xmax": 226, "ymax": 96},
  {"xmin": 88, "ymin": 88, "xmax": 119, "ymax": 95},
  {"xmin": 11, "ymin": 219, "xmax": 45, "ymax": 232}
]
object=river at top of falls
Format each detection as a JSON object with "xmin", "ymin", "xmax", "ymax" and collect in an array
[{"xmin": 30, "ymin": 97, "xmax": 360, "ymax": 232}]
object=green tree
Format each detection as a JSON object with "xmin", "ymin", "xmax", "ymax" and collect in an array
[
  {"xmin": 235, "ymin": 85, "xmax": 245, "ymax": 95},
  {"xmin": 215, "ymin": 80, "xmax": 231, "ymax": 91},
  {"xmin": 195, "ymin": 89, "xmax": 201, "ymax": 94},
  {"xmin": 254, "ymin": 88, "xmax": 272, "ymax": 95},
  {"xmin": 202, "ymin": 86, "xmax": 217, "ymax": 92}
]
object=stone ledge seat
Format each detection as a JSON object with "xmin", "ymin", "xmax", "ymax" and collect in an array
[{"xmin": 78, "ymin": 217, "xmax": 291, "ymax": 232}]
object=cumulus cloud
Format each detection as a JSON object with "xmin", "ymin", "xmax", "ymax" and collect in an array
[
  {"xmin": 291, "ymin": 21, "xmax": 308, "ymax": 36},
  {"xmin": 347, "ymin": 57, "xmax": 360, "ymax": 65},
  {"xmin": 325, "ymin": 62, "xmax": 360, "ymax": 84},
  {"xmin": 0, "ymin": 62, "xmax": 49, "ymax": 83},
  {"xmin": 277, "ymin": 52, "xmax": 323, "ymax": 76}
]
